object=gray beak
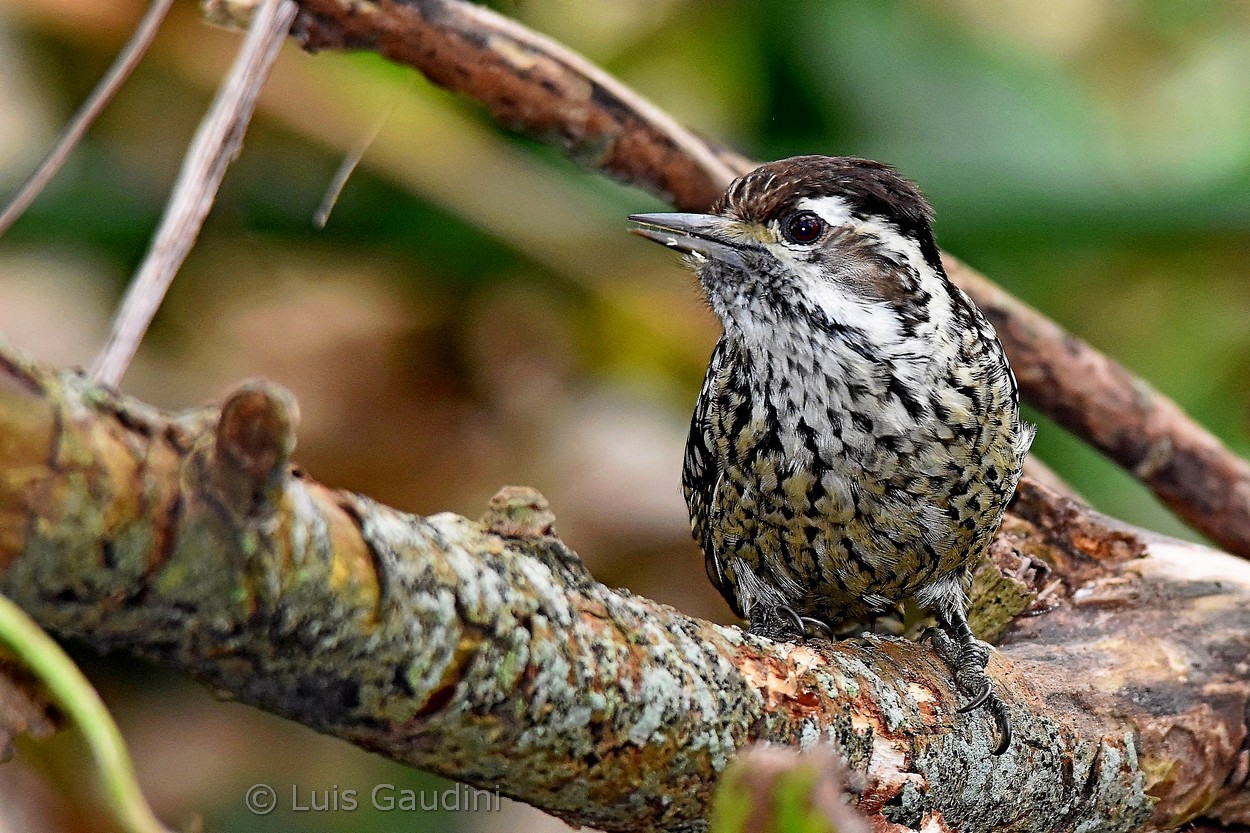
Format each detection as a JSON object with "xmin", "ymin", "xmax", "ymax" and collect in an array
[{"xmin": 629, "ymin": 212, "xmax": 747, "ymax": 269}]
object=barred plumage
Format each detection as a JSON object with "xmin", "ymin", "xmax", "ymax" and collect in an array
[{"xmin": 632, "ymin": 155, "xmax": 1033, "ymax": 753}]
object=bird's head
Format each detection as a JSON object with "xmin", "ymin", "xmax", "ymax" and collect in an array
[{"xmin": 631, "ymin": 156, "xmax": 954, "ymax": 348}]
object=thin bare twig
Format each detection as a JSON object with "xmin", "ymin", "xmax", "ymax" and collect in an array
[
  {"xmin": 90, "ymin": 0, "xmax": 299, "ymax": 387},
  {"xmin": 313, "ymin": 78, "xmax": 413, "ymax": 228},
  {"xmin": 0, "ymin": 0, "xmax": 177, "ymax": 238}
]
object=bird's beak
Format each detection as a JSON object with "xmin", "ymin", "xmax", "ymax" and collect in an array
[{"xmin": 629, "ymin": 213, "xmax": 747, "ymax": 269}]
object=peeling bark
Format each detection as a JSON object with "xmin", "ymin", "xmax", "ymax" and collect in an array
[
  {"xmin": 1, "ymin": 339, "xmax": 1247, "ymax": 831},
  {"xmin": 235, "ymin": 0, "xmax": 1250, "ymax": 559}
]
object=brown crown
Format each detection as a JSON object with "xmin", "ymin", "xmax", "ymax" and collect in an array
[{"xmin": 714, "ymin": 155, "xmax": 941, "ymax": 268}]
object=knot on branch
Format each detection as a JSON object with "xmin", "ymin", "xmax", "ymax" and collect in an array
[
  {"xmin": 481, "ymin": 486, "xmax": 557, "ymax": 539},
  {"xmin": 211, "ymin": 382, "xmax": 299, "ymax": 516}
]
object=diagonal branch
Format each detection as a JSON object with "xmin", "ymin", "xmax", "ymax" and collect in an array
[
  {"xmin": 91, "ymin": 0, "xmax": 298, "ymax": 387},
  {"xmin": 265, "ymin": 0, "xmax": 1250, "ymax": 559},
  {"xmin": 0, "ymin": 0, "xmax": 177, "ymax": 239},
  {"xmin": 1, "ymin": 337, "xmax": 1247, "ymax": 831}
]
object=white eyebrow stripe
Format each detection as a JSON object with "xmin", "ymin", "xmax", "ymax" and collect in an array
[
  {"xmin": 797, "ymin": 194, "xmax": 915, "ymax": 265},
  {"xmin": 797, "ymin": 195, "xmax": 856, "ymax": 228}
]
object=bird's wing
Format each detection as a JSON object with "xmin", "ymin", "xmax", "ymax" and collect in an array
[{"xmin": 682, "ymin": 335, "xmax": 744, "ymax": 617}]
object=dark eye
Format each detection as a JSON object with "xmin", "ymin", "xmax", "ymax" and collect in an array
[{"xmin": 782, "ymin": 211, "xmax": 825, "ymax": 244}]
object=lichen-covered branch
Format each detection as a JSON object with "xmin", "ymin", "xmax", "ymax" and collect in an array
[
  {"xmin": 262, "ymin": 0, "xmax": 1250, "ymax": 559},
  {"xmin": 1, "ymin": 338, "xmax": 1248, "ymax": 831}
]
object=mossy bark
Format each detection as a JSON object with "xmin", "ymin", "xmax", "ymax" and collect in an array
[{"xmin": 2, "ymin": 340, "xmax": 1248, "ymax": 831}]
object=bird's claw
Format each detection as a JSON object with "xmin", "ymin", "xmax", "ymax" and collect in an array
[
  {"xmin": 957, "ymin": 681, "xmax": 992, "ymax": 714},
  {"xmin": 928, "ymin": 620, "xmax": 1012, "ymax": 755},
  {"xmin": 749, "ymin": 605, "xmax": 835, "ymax": 642},
  {"xmin": 984, "ymin": 694, "xmax": 1013, "ymax": 755},
  {"xmin": 797, "ymin": 614, "xmax": 834, "ymax": 640},
  {"xmin": 776, "ymin": 604, "xmax": 806, "ymax": 639}
]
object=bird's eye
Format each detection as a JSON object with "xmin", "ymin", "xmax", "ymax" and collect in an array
[{"xmin": 782, "ymin": 211, "xmax": 825, "ymax": 244}]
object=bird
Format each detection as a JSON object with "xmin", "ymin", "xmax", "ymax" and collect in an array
[{"xmin": 629, "ymin": 155, "xmax": 1034, "ymax": 753}]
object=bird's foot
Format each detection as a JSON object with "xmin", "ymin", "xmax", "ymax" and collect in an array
[
  {"xmin": 749, "ymin": 604, "xmax": 835, "ymax": 642},
  {"xmin": 924, "ymin": 626, "xmax": 1012, "ymax": 755}
]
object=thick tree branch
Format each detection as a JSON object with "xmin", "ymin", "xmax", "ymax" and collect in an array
[
  {"xmin": 270, "ymin": 0, "xmax": 1250, "ymax": 559},
  {"xmin": 1, "ymin": 338, "xmax": 1247, "ymax": 831}
]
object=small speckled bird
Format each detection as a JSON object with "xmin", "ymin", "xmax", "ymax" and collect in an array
[{"xmin": 630, "ymin": 156, "xmax": 1034, "ymax": 752}]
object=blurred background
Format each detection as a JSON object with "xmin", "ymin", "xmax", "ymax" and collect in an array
[{"xmin": 0, "ymin": 0, "xmax": 1248, "ymax": 830}]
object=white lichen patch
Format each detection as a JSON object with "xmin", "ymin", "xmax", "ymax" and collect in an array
[
  {"xmin": 631, "ymin": 662, "xmax": 685, "ymax": 745},
  {"xmin": 524, "ymin": 626, "xmax": 574, "ymax": 714},
  {"xmin": 669, "ymin": 627, "xmax": 722, "ymax": 721},
  {"xmin": 711, "ymin": 623, "xmax": 745, "ymax": 645},
  {"xmin": 799, "ymin": 719, "xmax": 822, "ymax": 750},
  {"xmin": 359, "ymin": 499, "xmax": 424, "ymax": 551},
  {"xmin": 285, "ymin": 481, "xmax": 320, "ymax": 564},
  {"xmin": 872, "ymin": 677, "xmax": 910, "ymax": 732},
  {"xmin": 516, "ymin": 557, "xmax": 574, "ymax": 626},
  {"xmin": 1120, "ymin": 731, "xmax": 1140, "ymax": 771},
  {"xmin": 403, "ymin": 587, "xmax": 462, "ymax": 684},
  {"xmin": 441, "ymin": 545, "xmax": 509, "ymax": 623}
]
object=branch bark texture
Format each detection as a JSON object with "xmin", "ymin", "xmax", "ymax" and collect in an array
[
  {"xmin": 1, "ymin": 340, "xmax": 1248, "ymax": 831},
  {"xmin": 281, "ymin": 0, "xmax": 1250, "ymax": 559}
]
